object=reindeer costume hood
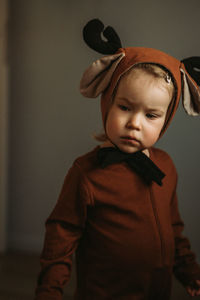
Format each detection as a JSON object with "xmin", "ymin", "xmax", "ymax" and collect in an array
[{"xmin": 80, "ymin": 19, "xmax": 200, "ymax": 135}]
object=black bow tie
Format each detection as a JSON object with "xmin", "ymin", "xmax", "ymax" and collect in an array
[{"xmin": 97, "ymin": 147, "xmax": 165, "ymax": 186}]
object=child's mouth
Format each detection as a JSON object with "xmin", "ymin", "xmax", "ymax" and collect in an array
[{"xmin": 121, "ymin": 136, "xmax": 140, "ymax": 145}]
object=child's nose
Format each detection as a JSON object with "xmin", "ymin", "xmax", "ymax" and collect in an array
[{"xmin": 126, "ymin": 114, "xmax": 142, "ymax": 130}]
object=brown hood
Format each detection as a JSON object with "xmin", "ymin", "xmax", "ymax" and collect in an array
[{"xmin": 80, "ymin": 47, "xmax": 200, "ymax": 137}]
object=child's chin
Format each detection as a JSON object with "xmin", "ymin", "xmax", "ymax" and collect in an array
[{"xmin": 118, "ymin": 145, "xmax": 140, "ymax": 154}]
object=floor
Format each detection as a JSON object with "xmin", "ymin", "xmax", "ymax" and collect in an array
[
  {"xmin": 0, "ymin": 252, "xmax": 193, "ymax": 300},
  {"xmin": 0, "ymin": 252, "xmax": 75, "ymax": 300}
]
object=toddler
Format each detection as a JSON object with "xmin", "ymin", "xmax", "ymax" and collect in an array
[{"xmin": 35, "ymin": 19, "xmax": 200, "ymax": 299}]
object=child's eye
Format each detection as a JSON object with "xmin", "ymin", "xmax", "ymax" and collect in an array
[
  {"xmin": 146, "ymin": 113, "xmax": 158, "ymax": 119},
  {"xmin": 118, "ymin": 105, "xmax": 130, "ymax": 111}
]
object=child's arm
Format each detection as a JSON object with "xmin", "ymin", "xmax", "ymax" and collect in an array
[
  {"xmin": 170, "ymin": 176, "xmax": 200, "ymax": 293},
  {"xmin": 35, "ymin": 162, "xmax": 89, "ymax": 299}
]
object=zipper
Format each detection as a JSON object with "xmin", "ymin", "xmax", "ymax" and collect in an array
[{"xmin": 149, "ymin": 186, "xmax": 164, "ymax": 265}]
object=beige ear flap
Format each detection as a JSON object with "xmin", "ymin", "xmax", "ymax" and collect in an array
[
  {"xmin": 80, "ymin": 52, "xmax": 125, "ymax": 98},
  {"xmin": 180, "ymin": 65, "xmax": 200, "ymax": 116}
]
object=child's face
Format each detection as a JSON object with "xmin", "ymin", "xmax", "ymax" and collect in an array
[{"xmin": 105, "ymin": 69, "xmax": 172, "ymax": 153}]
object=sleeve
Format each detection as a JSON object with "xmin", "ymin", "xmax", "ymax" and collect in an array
[
  {"xmin": 35, "ymin": 162, "xmax": 91, "ymax": 299},
  {"xmin": 170, "ymin": 173, "xmax": 200, "ymax": 286}
]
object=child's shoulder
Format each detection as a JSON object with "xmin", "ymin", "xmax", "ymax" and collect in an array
[
  {"xmin": 150, "ymin": 146, "xmax": 177, "ymax": 175},
  {"xmin": 73, "ymin": 146, "xmax": 100, "ymax": 173},
  {"xmin": 151, "ymin": 146, "xmax": 172, "ymax": 161}
]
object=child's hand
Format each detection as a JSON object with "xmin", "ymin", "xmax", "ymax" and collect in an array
[{"xmin": 186, "ymin": 280, "xmax": 200, "ymax": 297}]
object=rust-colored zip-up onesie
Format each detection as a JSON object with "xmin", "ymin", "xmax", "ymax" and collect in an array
[{"xmin": 35, "ymin": 146, "xmax": 200, "ymax": 300}]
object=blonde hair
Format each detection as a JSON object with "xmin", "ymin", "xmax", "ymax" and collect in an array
[
  {"xmin": 94, "ymin": 63, "xmax": 176, "ymax": 142},
  {"xmin": 130, "ymin": 63, "xmax": 175, "ymax": 96}
]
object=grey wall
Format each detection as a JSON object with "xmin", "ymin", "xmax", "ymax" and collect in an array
[
  {"xmin": 8, "ymin": 0, "xmax": 200, "ymax": 259},
  {"xmin": 0, "ymin": 0, "xmax": 9, "ymax": 252}
]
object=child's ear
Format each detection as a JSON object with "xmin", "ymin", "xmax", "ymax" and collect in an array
[
  {"xmin": 180, "ymin": 57, "xmax": 200, "ymax": 116},
  {"xmin": 80, "ymin": 52, "xmax": 125, "ymax": 98}
]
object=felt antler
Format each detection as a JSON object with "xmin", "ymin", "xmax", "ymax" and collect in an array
[
  {"xmin": 83, "ymin": 19, "xmax": 122, "ymax": 55},
  {"xmin": 80, "ymin": 19, "xmax": 125, "ymax": 97},
  {"xmin": 181, "ymin": 57, "xmax": 200, "ymax": 86}
]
